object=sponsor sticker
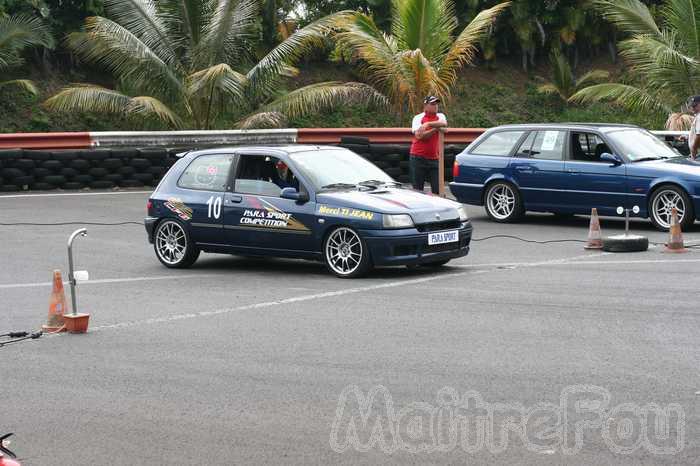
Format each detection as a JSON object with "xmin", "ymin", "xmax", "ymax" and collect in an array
[
  {"xmin": 318, "ymin": 204, "xmax": 375, "ymax": 221},
  {"xmin": 238, "ymin": 198, "xmax": 309, "ymax": 231},
  {"xmin": 164, "ymin": 198, "xmax": 193, "ymax": 221}
]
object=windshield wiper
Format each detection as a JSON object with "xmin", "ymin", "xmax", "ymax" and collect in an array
[
  {"xmin": 320, "ymin": 183, "xmax": 357, "ymax": 191},
  {"xmin": 631, "ymin": 156, "xmax": 663, "ymax": 163},
  {"xmin": 358, "ymin": 180, "xmax": 403, "ymax": 188}
]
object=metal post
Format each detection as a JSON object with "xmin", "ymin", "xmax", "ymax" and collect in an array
[
  {"xmin": 438, "ymin": 130, "xmax": 445, "ymax": 197},
  {"xmin": 625, "ymin": 209, "xmax": 630, "ymax": 236},
  {"xmin": 67, "ymin": 229, "xmax": 87, "ymax": 315}
]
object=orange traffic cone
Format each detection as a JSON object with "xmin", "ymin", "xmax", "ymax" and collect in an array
[
  {"xmin": 42, "ymin": 270, "xmax": 67, "ymax": 333},
  {"xmin": 664, "ymin": 208, "xmax": 688, "ymax": 253},
  {"xmin": 585, "ymin": 208, "xmax": 603, "ymax": 250}
]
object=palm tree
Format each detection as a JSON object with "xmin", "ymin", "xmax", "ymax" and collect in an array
[
  {"xmin": 0, "ymin": 14, "xmax": 54, "ymax": 95},
  {"xmin": 45, "ymin": 0, "xmax": 385, "ymax": 129},
  {"xmin": 537, "ymin": 49, "xmax": 609, "ymax": 102},
  {"xmin": 332, "ymin": 0, "xmax": 510, "ymax": 114},
  {"xmin": 570, "ymin": 0, "xmax": 700, "ymax": 129}
]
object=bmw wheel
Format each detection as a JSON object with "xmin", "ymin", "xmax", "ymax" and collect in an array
[
  {"xmin": 323, "ymin": 227, "xmax": 371, "ymax": 278},
  {"xmin": 484, "ymin": 182, "xmax": 523, "ymax": 222},
  {"xmin": 649, "ymin": 186, "xmax": 694, "ymax": 231},
  {"xmin": 154, "ymin": 219, "xmax": 200, "ymax": 268}
]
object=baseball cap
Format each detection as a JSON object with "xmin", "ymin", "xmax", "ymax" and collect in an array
[
  {"xmin": 688, "ymin": 95, "xmax": 700, "ymax": 107},
  {"xmin": 423, "ymin": 95, "xmax": 440, "ymax": 104}
]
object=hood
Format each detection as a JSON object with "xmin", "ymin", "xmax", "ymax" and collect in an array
[
  {"xmin": 627, "ymin": 158, "xmax": 700, "ymax": 179},
  {"xmin": 316, "ymin": 188, "xmax": 462, "ymax": 224}
]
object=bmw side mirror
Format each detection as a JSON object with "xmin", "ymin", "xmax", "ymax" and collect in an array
[
  {"xmin": 600, "ymin": 152, "xmax": 623, "ymax": 166},
  {"xmin": 280, "ymin": 187, "xmax": 309, "ymax": 203}
]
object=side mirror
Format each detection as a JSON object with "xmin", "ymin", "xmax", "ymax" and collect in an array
[
  {"xmin": 280, "ymin": 187, "xmax": 309, "ymax": 202},
  {"xmin": 600, "ymin": 152, "xmax": 623, "ymax": 166}
]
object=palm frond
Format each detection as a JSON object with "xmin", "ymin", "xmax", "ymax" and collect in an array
[
  {"xmin": 536, "ymin": 83, "xmax": 562, "ymax": 98},
  {"xmin": 438, "ymin": 1, "xmax": 510, "ymax": 87},
  {"xmin": 67, "ymin": 17, "xmax": 185, "ymax": 101},
  {"xmin": 158, "ymin": 0, "xmax": 203, "ymax": 50},
  {"xmin": 127, "ymin": 96, "xmax": 183, "ymax": 127},
  {"xmin": 196, "ymin": 0, "xmax": 258, "ymax": 67},
  {"xmin": 665, "ymin": 111, "xmax": 694, "ymax": 130},
  {"xmin": 569, "ymin": 83, "xmax": 671, "ymax": 114},
  {"xmin": 0, "ymin": 79, "xmax": 38, "ymax": 95},
  {"xmin": 550, "ymin": 49, "xmax": 574, "ymax": 98},
  {"xmin": 247, "ymin": 11, "xmax": 356, "ymax": 100},
  {"xmin": 187, "ymin": 63, "xmax": 246, "ymax": 99},
  {"xmin": 102, "ymin": 0, "xmax": 181, "ymax": 70},
  {"xmin": 590, "ymin": 0, "xmax": 661, "ymax": 37},
  {"xmin": 237, "ymin": 111, "xmax": 288, "ymax": 129},
  {"xmin": 44, "ymin": 84, "xmax": 132, "ymax": 114},
  {"xmin": 575, "ymin": 70, "xmax": 610, "ymax": 90},
  {"xmin": 335, "ymin": 12, "xmax": 412, "ymax": 106},
  {"xmin": 243, "ymin": 82, "xmax": 388, "ymax": 128},
  {"xmin": 661, "ymin": 0, "xmax": 700, "ymax": 58},
  {"xmin": 392, "ymin": 0, "xmax": 455, "ymax": 62},
  {"xmin": 0, "ymin": 14, "xmax": 54, "ymax": 70},
  {"xmin": 397, "ymin": 49, "xmax": 448, "ymax": 111}
]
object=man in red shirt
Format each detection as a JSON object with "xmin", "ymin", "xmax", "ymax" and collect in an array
[{"xmin": 409, "ymin": 96, "xmax": 448, "ymax": 193}]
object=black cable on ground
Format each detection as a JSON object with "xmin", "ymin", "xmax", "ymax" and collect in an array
[
  {"xmin": 0, "ymin": 331, "xmax": 42, "ymax": 348},
  {"xmin": 0, "ymin": 331, "xmax": 29, "ymax": 338}
]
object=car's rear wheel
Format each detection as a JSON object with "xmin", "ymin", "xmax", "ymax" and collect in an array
[
  {"xmin": 323, "ymin": 226, "xmax": 371, "ymax": 278},
  {"xmin": 649, "ymin": 186, "xmax": 694, "ymax": 231},
  {"xmin": 154, "ymin": 219, "xmax": 200, "ymax": 268},
  {"xmin": 484, "ymin": 182, "xmax": 523, "ymax": 222}
]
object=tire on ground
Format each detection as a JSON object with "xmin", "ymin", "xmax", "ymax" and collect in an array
[
  {"xmin": 0, "ymin": 185, "xmax": 19, "ymax": 192},
  {"xmin": 602, "ymin": 235, "xmax": 649, "ymax": 253},
  {"xmin": 89, "ymin": 167, "xmax": 109, "ymax": 178},
  {"xmin": 41, "ymin": 160, "xmax": 63, "ymax": 171},
  {"xmin": 132, "ymin": 173, "xmax": 155, "ymax": 184},
  {"xmin": 30, "ymin": 182, "xmax": 57, "ymax": 190},
  {"xmin": 14, "ymin": 176, "xmax": 34, "ymax": 186},
  {"xmin": 51, "ymin": 151, "xmax": 79, "ymax": 161},
  {"xmin": 74, "ymin": 174, "xmax": 94, "ymax": 184},
  {"xmin": 63, "ymin": 182, "xmax": 84, "ymax": 190},
  {"xmin": 89, "ymin": 180, "xmax": 115, "ymax": 189},
  {"xmin": 70, "ymin": 159, "xmax": 91, "ymax": 171},
  {"xmin": 26, "ymin": 150, "xmax": 51, "ymax": 161},
  {"xmin": 103, "ymin": 158, "xmax": 123, "ymax": 170},
  {"xmin": 130, "ymin": 158, "xmax": 151, "ymax": 170}
]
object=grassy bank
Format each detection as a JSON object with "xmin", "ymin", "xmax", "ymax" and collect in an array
[{"xmin": 0, "ymin": 60, "xmax": 664, "ymax": 133}]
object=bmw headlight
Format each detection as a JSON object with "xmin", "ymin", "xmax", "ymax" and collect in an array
[
  {"xmin": 382, "ymin": 214, "xmax": 414, "ymax": 229},
  {"xmin": 456, "ymin": 205, "xmax": 469, "ymax": 222}
]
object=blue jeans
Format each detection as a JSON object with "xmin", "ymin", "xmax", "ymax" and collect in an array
[{"xmin": 409, "ymin": 155, "xmax": 439, "ymax": 194}]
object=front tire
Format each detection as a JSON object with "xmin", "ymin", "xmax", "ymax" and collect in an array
[
  {"xmin": 484, "ymin": 182, "xmax": 524, "ymax": 222},
  {"xmin": 323, "ymin": 226, "xmax": 371, "ymax": 278},
  {"xmin": 154, "ymin": 219, "xmax": 200, "ymax": 268},
  {"xmin": 649, "ymin": 186, "xmax": 694, "ymax": 231}
]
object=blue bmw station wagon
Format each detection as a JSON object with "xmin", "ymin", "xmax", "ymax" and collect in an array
[
  {"xmin": 450, "ymin": 123, "xmax": 700, "ymax": 230},
  {"xmin": 145, "ymin": 146, "xmax": 472, "ymax": 277}
]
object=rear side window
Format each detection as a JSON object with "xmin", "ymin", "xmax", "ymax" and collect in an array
[
  {"xmin": 178, "ymin": 154, "xmax": 233, "ymax": 191},
  {"xmin": 529, "ymin": 131, "xmax": 566, "ymax": 161},
  {"xmin": 471, "ymin": 131, "xmax": 524, "ymax": 156}
]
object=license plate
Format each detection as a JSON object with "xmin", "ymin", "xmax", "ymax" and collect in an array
[{"xmin": 428, "ymin": 230, "xmax": 459, "ymax": 245}]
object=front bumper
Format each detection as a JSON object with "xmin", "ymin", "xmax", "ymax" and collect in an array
[
  {"xmin": 144, "ymin": 216, "xmax": 158, "ymax": 243},
  {"xmin": 360, "ymin": 221, "xmax": 473, "ymax": 266}
]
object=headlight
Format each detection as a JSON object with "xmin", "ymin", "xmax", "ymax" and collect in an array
[
  {"xmin": 456, "ymin": 205, "xmax": 469, "ymax": 222},
  {"xmin": 382, "ymin": 214, "xmax": 414, "ymax": 229}
]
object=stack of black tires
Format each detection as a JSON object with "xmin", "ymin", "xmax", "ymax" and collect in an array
[{"xmin": 0, "ymin": 148, "xmax": 173, "ymax": 192}]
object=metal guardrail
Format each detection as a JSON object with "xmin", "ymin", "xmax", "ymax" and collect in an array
[
  {"xmin": 0, "ymin": 132, "xmax": 91, "ymax": 150},
  {"xmin": 91, "ymin": 129, "xmax": 298, "ymax": 148}
]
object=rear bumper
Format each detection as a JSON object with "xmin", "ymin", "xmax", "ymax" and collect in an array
[
  {"xmin": 144, "ymin": 216, "xmax": 158, "ymax": 243},
  {"xmin": 360, "ymin": 221, "xmax": 473, "ymax": 266}
]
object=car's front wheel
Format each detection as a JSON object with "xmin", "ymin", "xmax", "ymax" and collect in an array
[
  {"xmin": 154, "ymin": 219, "xmax": 200, "ymax": 268},
  {"xmin": 323, "ymin": 226, "xmax": 371, "ymax": 278},
  {"xmin": 649, "ymin": 186, "xmax": 694, "ymax": 231},
  {"xmin": 484, "ymin": 182, "xmax": 523, "ymax": 222}
]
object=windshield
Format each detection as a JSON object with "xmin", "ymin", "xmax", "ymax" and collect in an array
[
  {"xmin": 606, "ymin": 129, "xmax": 680, "ymax": 161},
  {"xmin": 289, "ymin": 149, "xmax": 394, "ymax": 190}
]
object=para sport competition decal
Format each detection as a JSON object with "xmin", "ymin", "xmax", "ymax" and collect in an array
[
  {"xmin": 164, "ymin": 198, "xmax": 193, "ymax": 221},
  {"xmin": 237, "ymin": 197, "xmax": 310, "ymax": 233},
  {"xmin": 317, "ymin": 205, "xmax": 375, "ymax": 221}
]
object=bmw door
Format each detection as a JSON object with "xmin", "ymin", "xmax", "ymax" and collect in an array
[
  {"xmin": 564, "ymin": 132, "xmax": 628, "ymax": 216},
  {"xmin": 509, "ymin": 130, "xmax": 568, "ymax": 211}
]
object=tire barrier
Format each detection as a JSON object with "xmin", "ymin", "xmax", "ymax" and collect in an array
[
  {"xmin": 0, "ymin": 148, "xmax": 176, "ymax": 192},
  {"xmin": 0, "ymin": 142, "xmax": 469, "ymax": 192}
]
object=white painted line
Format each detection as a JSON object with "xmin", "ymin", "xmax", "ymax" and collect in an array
[
  {"xmin": 558, "ymin": 258, "xmax": 700, "ymax": 266},
  {"xmin": 0, "ymin": 190, "xmax": 151, "ymax": 199},
  {"xmin": 0, "ymin": 273, "xmax": 223, "ymax": 289}
]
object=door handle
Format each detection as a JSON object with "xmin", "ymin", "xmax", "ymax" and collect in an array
[
  {"xmin": 227, "ymin": 195, "xmax": 242, "ymax": 203},
  {"xmin": 566, "ymin": 169, "xmax": 579, "ymax": 174},
  {"xmin": 515, "ymin": 166, "xmax": 534, "ymax": 172}
]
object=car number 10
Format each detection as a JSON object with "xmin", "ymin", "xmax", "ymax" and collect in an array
[{"xmin": 207, "ymin": 196, "xmax": 222, "ymax": 219}]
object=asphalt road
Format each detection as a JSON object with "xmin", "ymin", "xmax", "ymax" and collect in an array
[{"xmin": 1, "ymin": 190, "xmax": 699, "ymax": 465}]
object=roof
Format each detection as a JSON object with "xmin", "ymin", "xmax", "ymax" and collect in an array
[
  {"xmin": 493, "ymin": 123, "xmax": 640, "ymax": 132},
  {"xmin": 178, "ymin": 145, "xmax": 342, "ymax": 158}
]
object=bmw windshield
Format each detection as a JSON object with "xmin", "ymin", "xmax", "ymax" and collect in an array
[
  {"xmin": 289, "ymin": 149, "xmax": 395, "ymax": 190},
  {"xmin": 606, "ymin": 129, "xmax": 681, "ymax": 161}
]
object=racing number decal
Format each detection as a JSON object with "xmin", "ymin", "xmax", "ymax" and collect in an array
[{"xmin": 207, "ymin": 195, "xmax": 222, "ymax": 219}]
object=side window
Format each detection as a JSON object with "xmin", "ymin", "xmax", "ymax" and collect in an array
[
  {"xmin": 178, "ymin": 154, "xmax": 233, "ymax": 191},
  {"xmin": 470, "ymin": 131, "xmax": 525, "ymax": 157},
  {"xmin": 570, "ymin": 132, "xmax": 611, "ymax": 162},
  {"xmin": 234, "ymin": 155, "xmax": 301, "ymax": 197},
  {"xmin": 529, "ymin": 131, "xmax": 566, "ymax": 161},
  {"xmin": 514, "ymin": 132, "xmax": 536, "ymax": 158}
]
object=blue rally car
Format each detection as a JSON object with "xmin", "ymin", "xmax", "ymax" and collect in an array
[
  {"xmin": 450, "ymin": 123, "xmax": 700, "ymax": 230},
  {"xmin": 144, "ymin": 146, "xmax": 472, "ymax": 277}
]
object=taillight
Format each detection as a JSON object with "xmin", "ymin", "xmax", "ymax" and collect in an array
[
  {"xmin": 452, "ymin": 161, "xmax": 459, "ymax": 179},
  {"xmin": 147, "ymin": 200, "xmax": 153, "ymax": 213}
]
